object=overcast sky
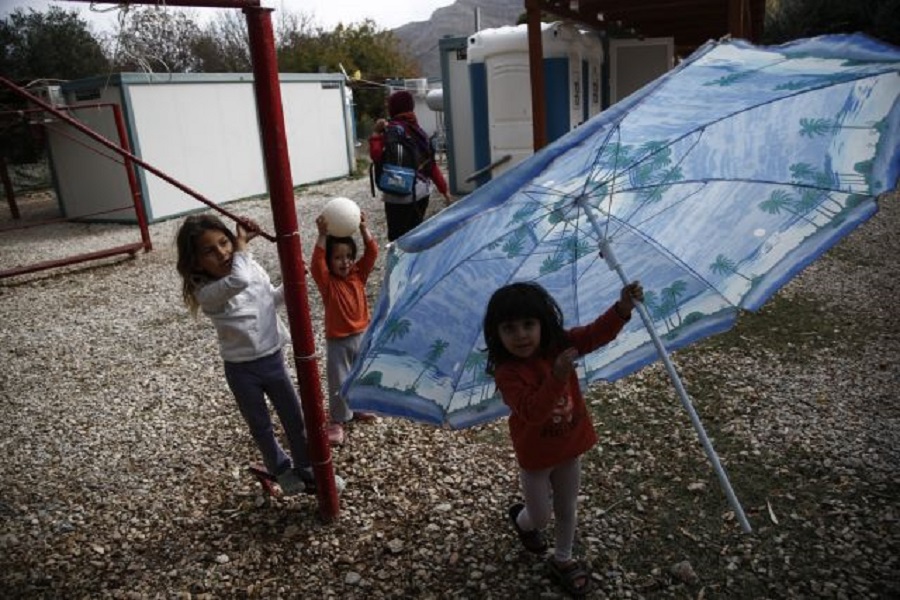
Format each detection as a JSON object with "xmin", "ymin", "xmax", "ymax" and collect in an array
[{"xmin": 0, "ymin": 0, "xmax": 457, "ymax": 32}]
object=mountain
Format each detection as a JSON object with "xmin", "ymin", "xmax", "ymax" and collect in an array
[{"xmin": 391, "ymin": 0, "xmax": 527, "ymax": 79}]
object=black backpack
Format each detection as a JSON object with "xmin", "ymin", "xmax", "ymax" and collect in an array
[{"xmin": 370, "ymin": 121, "xmax": 432, "ymax": 199}]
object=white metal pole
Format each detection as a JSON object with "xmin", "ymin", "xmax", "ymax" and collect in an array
[{"xmin": 582, "ymin": 200, "xmax": 752, "ymax": 533}]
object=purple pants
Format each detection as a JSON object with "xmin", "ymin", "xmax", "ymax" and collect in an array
[{"xmin": 223, "ymin": 349, "xmax": 310, "ymax": 475}]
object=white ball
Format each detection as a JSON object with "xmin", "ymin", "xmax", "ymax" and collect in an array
[{"xmin": 322, "ymin": 197, "xmax": 361, "ymax": 237}]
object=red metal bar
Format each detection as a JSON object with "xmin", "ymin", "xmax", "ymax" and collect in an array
[
  {"xmin": 0, "ymin": 76, "xmax": 276, "ymax": 242},
  {"xmin": 0, "ymin": 242, "xmax": 144, "ymax": 279},
  {"xmin": 0, "ymin": 204, "xmax": 141, "ymax": 233},
  {"xmin": 244, "ymin": 6, "xmax": 340, "ymax": 522}
]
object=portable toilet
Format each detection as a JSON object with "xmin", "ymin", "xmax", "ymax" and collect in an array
[{"xmin": 467, "ymin": 21, "xmax": 590, "ymax": 184}]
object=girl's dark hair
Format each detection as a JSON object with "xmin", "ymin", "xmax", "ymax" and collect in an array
[
  {"xmin": 483, "ymin": 281, "xmax": 567, "ymax": 375},
  {"xmin": 175, "ymin": 214, "xmax": 234, "ymax": 315},
  {"xmin": 325, "ymin": 235, "xmax": 357, "ymax": 272}
]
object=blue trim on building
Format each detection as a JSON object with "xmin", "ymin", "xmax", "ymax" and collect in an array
[
  {"xmin": 544, "ymin": 57, "xmax": 569, "ymax": 143},
  {"xmin": 468, "ymin": 62, "xmax": 490, "ymax": 185}
]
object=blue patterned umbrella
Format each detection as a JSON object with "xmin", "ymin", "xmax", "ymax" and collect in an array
[{"xmin": 344, "ymin": 34, "xmax": 900, "ymax": 529}]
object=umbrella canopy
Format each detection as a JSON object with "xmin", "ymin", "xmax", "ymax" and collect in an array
[
  {"xmin": 347, "ymin": 34, "xmax": 899, "ymax": 531},
  {"xmin": 346, "ymin": 33, "xmax": 899, "ymax": 430}
]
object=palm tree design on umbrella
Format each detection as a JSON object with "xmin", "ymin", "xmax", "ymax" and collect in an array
[
  {"xmin": 408, "ymin": 338, "xmax": 449, "ymax": 394},
  {"xmin": 709, "ymin": 254, "xmax": 753, "ymax": 283}
]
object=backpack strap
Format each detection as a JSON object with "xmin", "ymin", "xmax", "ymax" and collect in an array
[{"xmin": 395, "ymin": 120, "xmax": 434, "ymax": 181}]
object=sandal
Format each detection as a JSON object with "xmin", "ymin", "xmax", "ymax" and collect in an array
[
  {"xmin": 549, "ymin": 559, "xmax": 593, "ymax": 598},
  {"xmin": 508, "ymin": 503, "xmax": 547, "ymax": 554},
  {"xmin": 351, "ymin": 411, "xmax": 378, "ymax": 423},
  {"xmin": 326, "ymin": 423, "xmax": 345, "ymax": 446}
]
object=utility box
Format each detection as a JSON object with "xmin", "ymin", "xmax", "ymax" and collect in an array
[
  {"xmin": 52, "ymin": 72, "xmax": 354, "ymax": 223},
  {"xmin": 608, "ymin": 37, "xmax": 675, "ymax": 104}
]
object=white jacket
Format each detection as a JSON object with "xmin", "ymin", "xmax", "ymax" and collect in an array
[{"xmin": 194, "ymin": 252, "xmax": 288, "ymax": 363}]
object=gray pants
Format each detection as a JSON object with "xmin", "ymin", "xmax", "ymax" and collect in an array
[
  {"xmin": 516, "ymin": 457, "xmax": 581, "ymax": 562},
  {"xmin": 223, "ymin": 349, "xmax": 310, "ymax": 475},
  {"xmin": 325, "ymin": 333, "xmax": 363, "ymax": 423}
]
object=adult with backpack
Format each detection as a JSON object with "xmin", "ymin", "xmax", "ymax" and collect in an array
[{"xmin": 368, "ymin": 90, "xmax": 453, "ymax": 242}]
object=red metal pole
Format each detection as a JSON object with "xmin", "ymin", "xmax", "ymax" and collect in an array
[
  {"xmin": 244, "ymin": 6, "xmax": 340, "ymax": 522},
  {"xmin": 110, "ymin": 104, "xmax": 152, "ymax": 251}
]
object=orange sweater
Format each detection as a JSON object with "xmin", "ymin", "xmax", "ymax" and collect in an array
[
  {"xmin": 311, "ymin": 236, "xmax": 378, "ymax": 339},
  {"xmin": 493, "ymin": 305, "xmax": 628, "ymax": 471}
]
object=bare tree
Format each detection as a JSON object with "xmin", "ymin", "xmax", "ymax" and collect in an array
[
  {"xmin": 110, "ymin": 6, "xmax": 203, "ymax": 73},
  {"xmin": 194, "ymin": 11, "xmax": 251, "ymax": 72}
]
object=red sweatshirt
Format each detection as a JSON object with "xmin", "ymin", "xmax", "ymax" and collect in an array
[
  {"xmin": 493, "ymin": 305, "xmax": 629, "ymax": 471},
  {"xmin": 310, "ymin": 236, "xmax": 378, "ymax": 339}
]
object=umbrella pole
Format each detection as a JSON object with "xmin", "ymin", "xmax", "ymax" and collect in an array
[{"xmin": 597, "ymin": 236, "xmax": 753, "ymax": 533}]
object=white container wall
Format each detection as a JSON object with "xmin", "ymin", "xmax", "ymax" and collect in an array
[
  {"xmin": 439, "ymin": 36, "xmax": 478, "ymax": 195},
  {"xmin": 54, "ymin": 73, "xmax": 354, "ymax": 223},
  {"xmin": 580, "ymin": 30, "xmax": 605, "ymax": 119},
  {"xmin": 45, "ymin": 85, "xmax": 135, "ymax": 222}
]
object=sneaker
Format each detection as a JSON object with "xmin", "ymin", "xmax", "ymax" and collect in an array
[
  {"xmin": 297, "ymin": 468, "xmax": 346, "ymax": 495},
  {"xmin": 508, "ymin": 503, "xmax": 548, "ymax": 554},
  {"xmin": 326, "ymin": 423, "xmax": 345, "ymax": 446},
  {"xmin": 275, "ymin": 468, "xmax": 306, "ymax": 496}
]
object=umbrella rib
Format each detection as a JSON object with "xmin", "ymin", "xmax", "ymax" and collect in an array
[
  {"xmin": 597, "ymin": 124, "xmax": 625, "ymax": 242},
  {"xmin": 603, "ymin": 208, "xmax": 734, "ymax": 307},
  {"xmin": 609, "ymin": 175, "xmax": 865, "ymax": 236},
  {"xmin": 622, "ymin": 175, "xmax": 865, "ymax": 195},
  {"xmin": 609, "ymin": 125, "xmax": 703, "ymax": 230}
]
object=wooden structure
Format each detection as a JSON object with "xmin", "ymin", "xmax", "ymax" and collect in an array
[{"xmin": 523, "ymin": 0, "xmax": 766, "ymax": 149}]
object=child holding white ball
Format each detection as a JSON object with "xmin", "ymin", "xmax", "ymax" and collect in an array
[{"xmin": 311, "ymin": 203, "xmax": 380, "ymax": 446}]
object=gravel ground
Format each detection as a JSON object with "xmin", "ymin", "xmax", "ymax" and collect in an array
[{"xmin": 0, "ymin": 171, "xmax": 897, "ymax": 599}]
